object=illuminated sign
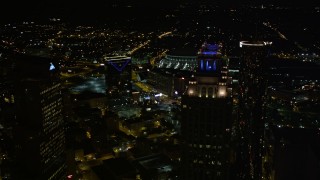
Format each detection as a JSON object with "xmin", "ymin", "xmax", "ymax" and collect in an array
[
  {"xmin": 49, "ymin": 62, "xmax": 55, "ymax": 71},
  {"xmin": 108, "ymin": 59, "xmax": 130, "ymax": 72}
]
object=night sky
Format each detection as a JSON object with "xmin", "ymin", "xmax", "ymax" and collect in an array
[{"xmin": 1, "ymin": 1, "xmax": 319, "ymax": 23}]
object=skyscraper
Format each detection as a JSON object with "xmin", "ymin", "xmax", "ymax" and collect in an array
[
  {"xmin": 238, "ymin": 41, "xmax": 271, "ymax": 179},
  {"xmin": 0, "ymin": 48, "xmax": 16, "ymax": 180},
  {"xmin": 13, "ymin": 55, "xmax": 66, "ymax": 180},
  {"xmin": 104, "ymin": 56, "xmax": 132, "ymax": 104},
  {"xmin": 181, "ymin": 42, "xmax": 233, "ymax": 179}
]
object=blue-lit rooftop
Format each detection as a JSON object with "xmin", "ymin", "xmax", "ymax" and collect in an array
[{"xmin": 198, "ymin": 42, "xmax": 221, "ymax": 56}]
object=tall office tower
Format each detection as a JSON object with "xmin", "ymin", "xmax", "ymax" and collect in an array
[
  {"xmin": 13, "ymin": 55, "xmax": 66, "ymax": 180},
  {"xmin": 238, "ymin": 41, "xmax": 271, "ymax": 179},
  {"xmin": 0, "ymin": 49, "xmax": 16, "ymax": 179},
  {"xmin": 105, "ymin": 56, "xmax": 132, "ymax": 104},
  {"xmin": 181, "ymin": 42, "xmax": 233, "ymax": 179}
]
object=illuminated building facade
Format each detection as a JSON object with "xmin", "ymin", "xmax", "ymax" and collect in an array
[
  {"xmin": 105, "ymin": 56, "xmax": 132, "ymax": 101},
  {"xmin": 147, "ymin": 68, "xmax": 192, "ymax": 97},
  {"xmin": 13, "ymin": 55, "xmax": 66, "ymax": 180},
  {"xmin": 238, "ymin": 41, "xmax": 271, "ymax": 179},
  {"xmin": 181, "ymin": 42, "xmax": 233, "ymax": 179}
]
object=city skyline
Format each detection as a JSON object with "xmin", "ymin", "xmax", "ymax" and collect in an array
[{"xmin": 1, "ymin": 2, "xmax": 320, "ymax": 180}]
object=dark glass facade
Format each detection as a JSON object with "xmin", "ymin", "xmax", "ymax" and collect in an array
[
  {"xmin": 181, "ymin": 42, "xmax": 233, "ymax": 179},
  {"xmin": 238, "ymin": 41, "xmax": 270, "ymax": 179},
  {"xmin": 12, "ymin": 55, "xmax": 66, "ymax": 180}
]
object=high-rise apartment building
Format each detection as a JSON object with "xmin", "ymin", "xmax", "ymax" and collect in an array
[{"xmin": 181, "ymin": 42, "xmax": 233, "ymax": 179}]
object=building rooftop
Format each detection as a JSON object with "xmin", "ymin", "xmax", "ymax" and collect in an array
[
  {"xmin": 133, "ymin": 153, "xmax": 173, "ymax": 175},
  {"xmin": 92, "ymin": 158, "xmax": 137, "ymax": 180}
]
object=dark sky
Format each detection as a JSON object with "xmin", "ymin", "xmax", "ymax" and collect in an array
[
  {"xmin": 1, "ymin": 1, "xmax": 319, "ymax": 23},
  {"xmin": 1, "ymin": 1, "xmax": 185, "ymax": 23}
]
